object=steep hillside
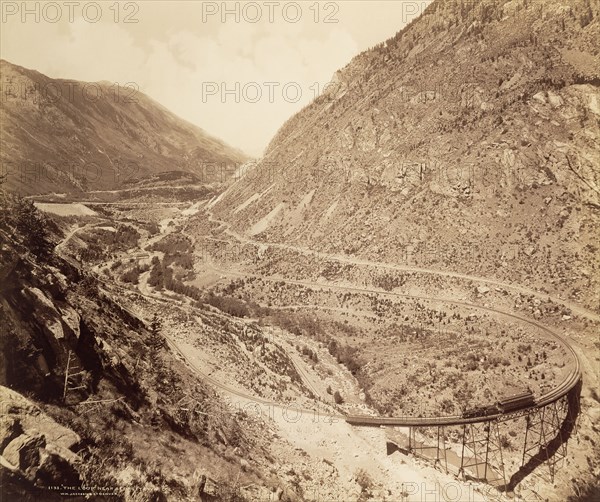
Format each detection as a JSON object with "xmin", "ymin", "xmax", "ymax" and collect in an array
[
  {"xmin": 0, "ymin": 60, "xmax": 248, "ymax": 195},
  {"xmin": 0, "ymin": 194, "xmax": 311, "ymax": 500},
  {"xmin": 211, "ymin": 0, "xmax": 600, "ymax": 311}
]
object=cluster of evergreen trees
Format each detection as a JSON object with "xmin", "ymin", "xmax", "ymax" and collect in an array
[
  {"xmin": 148, "ymin": 256, "xmax": 203, "ymax": 300},
  {"xmin": 0, "ymin": 184, "xmax": 53, "ymax": 258}
]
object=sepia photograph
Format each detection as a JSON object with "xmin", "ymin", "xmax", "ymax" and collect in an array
[{"xmin": 0, "ymin": 0, "xmax": 599, "ymax": 500}]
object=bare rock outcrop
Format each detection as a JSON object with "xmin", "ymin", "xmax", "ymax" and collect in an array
[{"xmin": 0, "ymin": 386, "xmax": 82, "ymax": 488}]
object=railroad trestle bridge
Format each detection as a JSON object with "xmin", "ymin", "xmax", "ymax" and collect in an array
[{"xmin": 346, "ymin": 355, "xmax": 582, "ymax": 491}]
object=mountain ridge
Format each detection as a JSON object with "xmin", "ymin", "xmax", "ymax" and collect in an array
[
  {"xmin": 211, "ymin": 0, "xmax": 600, "ymax": 312},
  {"xmin": 0, "ymin": 59, "xmax": 249, "ymax": 195}
]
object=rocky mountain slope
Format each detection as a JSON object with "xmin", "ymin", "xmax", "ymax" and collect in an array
[
  {"xmin": 0, "ymin": 195, "xmax": 287, "ymax": 500},
  {"xmin": 0, "ymin": 60, "xmax": 248, "ymax": 195},
  {"xmin": 211, "ymin": 0, "xmax": 600, "ymax": 312}
]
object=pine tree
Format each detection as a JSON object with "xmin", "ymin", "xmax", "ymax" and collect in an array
[
  {"xmin": 14, "ymin": 198, "xmax": 52, "ymax": 257},
  {"xmin": 149, "ymin": 314, "xmax": 162, "ymax": 344},
  {"xmin": 148, "ymin": 313, "xmax": 164, "ymax": 356}
]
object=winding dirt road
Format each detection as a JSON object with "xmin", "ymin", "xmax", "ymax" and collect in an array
[{"xmin": 204, "ymin": 209, "xmax": 600, "ymax": 323}]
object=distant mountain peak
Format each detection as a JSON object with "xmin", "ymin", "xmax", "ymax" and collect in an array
[{"xmin": 0, "ymin": 60, "xmax": 249, "ymax": 195}]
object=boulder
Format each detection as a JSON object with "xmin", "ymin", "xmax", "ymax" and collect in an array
[
  {"xmin": 532, "ymin": 91, "xmax": 547, "ymax": 104},
  {"xmin": 0, "ymin": 417, "xmax": 23, "ymax": 452},
  {"xmin": 44, "ymin": 443, "xmax": 80, "ymax": 465},
  {"xmin": 2, "ymin": 433, "xmax": 46, "ymax": 471},
  {"xmin": 35, "ymin": 448, "xmax": 81, "ymax": 487},
  {"xmin": 0, "ymin": 387, "xmax": 83, "ymax": 491},
  {"xmin": 0, "ymin": 386, "xmax": 81, "ymax": 452},
  {"xmin": 547, "ymin": 91, "xmax": 564, "ymax": 108},
  {"xmin": 21, "ymin": 287, "xmax": 66, "ymax": 358},
  {"xmin": 44, "ymin": 267, "xmax": 70, "ymax": 298},
  {"xmin": 197, "ymin": 473, "xmax": 220, "ymax": 498},
  {"xmin": 203, "ymin": 477, "xmax": 219, "ymax": 497},
  {"xmin": 29, "ymin": 420, "xmax": 80, "ymax": 452},
  {"xmin": 35, "ymin": 354, "xmax": 51, "ymax": 377},
  {"xmin": 60, "ymin": 306, "xmax": 81, "ymax": 341}
]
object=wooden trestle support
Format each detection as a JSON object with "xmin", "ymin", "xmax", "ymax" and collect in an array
[{"xmin": 403, "ymin": 392, "xmax": 578, "ymax": 490}]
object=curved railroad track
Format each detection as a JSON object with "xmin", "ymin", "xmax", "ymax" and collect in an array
[
  {"xmin": 53, "ymin": 216, "xmax": 582, "ymax": 429},
  {"xmin": 107, "ymin": 267, "xmax": 582, "ymax": 428},
  {"xmin": 346, "ymin": 303, "xmax": 582, "ymax": 427}
]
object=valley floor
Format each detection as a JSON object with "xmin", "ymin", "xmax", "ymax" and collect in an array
[{"xmin": 36, "ymin": 194, "xmax": 600, "ymax": 502}]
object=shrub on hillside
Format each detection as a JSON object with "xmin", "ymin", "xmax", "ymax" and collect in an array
[
  {"xmin": 355, "ymin": 468, "xmax": 373, "ymax": 493},
  {"xmin": 333, "ymin": 391, "xmax": 344, "ymax": 404},
  {"xmin": 205, "ymin": 294, "xmax": 251, "ymax": 318}
]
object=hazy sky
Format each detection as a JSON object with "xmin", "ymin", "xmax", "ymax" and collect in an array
[{"xmin": 1, "ymin": 1, "xmax": 431, "ymax": 156}]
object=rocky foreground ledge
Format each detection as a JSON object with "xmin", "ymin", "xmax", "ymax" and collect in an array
[{"xmin": 0, "ymin": 386, "xmax": 82, "ymax": 495}]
